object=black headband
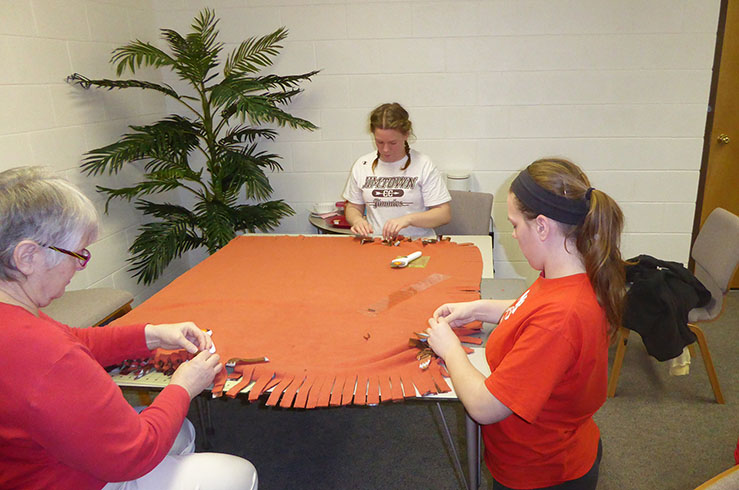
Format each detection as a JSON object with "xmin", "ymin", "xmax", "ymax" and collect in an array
[{"xmin": 510, "ymin": 169, "xmax": 591, "ymax": 225}]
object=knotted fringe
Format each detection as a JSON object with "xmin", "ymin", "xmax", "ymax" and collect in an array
[{"xmin": 130, "ymin": 321, "xmax": 482, "ymax": 407}]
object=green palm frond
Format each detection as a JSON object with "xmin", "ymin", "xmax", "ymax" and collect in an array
[
  {"xmin": 234, "ymin": 95, "xmax": 318, "ymax": 130},
  {"xmin": 129, "ymin": 200, "xmax": 204, "ymax": 283},
  {"xmin": 67, "ymin": 73, "xmax": 179, "ymax": 98},
  {"xmin": 215, "ymin": 145, "xmax": 278, "ymax": 200},
  {"xmin": 232, "ymin": 142, "xmax": 282, "ymax": 171},
  {"xmin": 219, "ymin": 126, "xmax": 278, "ymax": 144},
  {"xmin": 95, "ymin": 186, "xmax": 141, "ymax": 211},
  {"xmin": 161, "ymin": 9, "xmax": 222, "ymax": 85},
  {"xmin": 129, "ymin": 116, "xmax": 202, "ymax": 164},
  {"xmin": 142, "ymin": 159, "xmax": 204, "ymax": 183},
  {"xmin": 194, "ymin": 199, "xmax": 238, "ymax": 252},
  {"xmin": 224, "ymin": 27, "xmax": 288, "ymax": 77},
  {"xmin": 233, "ymin": 201, "xmax": 295, "ymax": 233},
  {"xmin": 97, "ymin": 166, "xmax": 205, "ymax": 212},
  {"xmin": 209, "ymin": 77, "xmax": 273, "ymax": 108},
  {"xmin": 81, "ymin": 116, "xmax": 201, "ymax": 176},
  {"xmin": 159, "ymin": 28, "xmax": 188, "ymax": 60},
  {"xmin": 210, "ymin": 71, "xmax": 318, "ymax": 108},
  {"xmin": 99, "ymin": 168, "xmax": 191, "ymax": 200},
  {"xmin": 110, "ymin": 41, "xmax": 176, "ymax": 76},
  {"xmin": 135, "ymin": 201, "xmax": 198, "ymax": 221},
  {"xmin": 81, "ymin": 138, "xmax": 148, "ymax": 176},
  {"xmin": 191, "ymin": 8, "xmax": 221, "ymax": 51},
  {"xmin": 128, "ymin": 216, "xmax": 204, "ymax": 284},
  {"xmin": 254, "ymin": 72, "xmax": 320, "ymax": 92}
]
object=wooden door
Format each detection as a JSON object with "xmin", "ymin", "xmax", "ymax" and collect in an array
[{"xmin": 695, "ymin": 0, "xmax": 739, "ymax": 288}]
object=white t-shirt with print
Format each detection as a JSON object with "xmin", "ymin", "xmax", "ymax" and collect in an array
[{"xmin": 342, "ymin": 149, "xmax": 451, "ymax": 238}]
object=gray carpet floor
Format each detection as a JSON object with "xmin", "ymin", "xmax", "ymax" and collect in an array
[{"xmin": 185, "ymin": 291, "xmax": 739, "ymax": 489}]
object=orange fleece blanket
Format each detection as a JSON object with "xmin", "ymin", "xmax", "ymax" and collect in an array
[{"xmin": 113, "ymin": 235, "xmax": 483, "ymax": 407}]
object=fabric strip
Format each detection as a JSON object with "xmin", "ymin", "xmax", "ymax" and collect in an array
[
  {"xmin": 266, "ymin": 376, "xmax": 295, "ymax": 406},
  {"xmin": 340, "ymin": 375, "xmax": 356, "ymax": 406}
]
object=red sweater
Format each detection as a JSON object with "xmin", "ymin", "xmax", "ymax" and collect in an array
[
  {"xmin": 483, "ymin": 274, "xmax": 609, "ymax": 489},
  {"xmin": 0, "ymin": 304, "xmax": 191, "ymax": 490}
]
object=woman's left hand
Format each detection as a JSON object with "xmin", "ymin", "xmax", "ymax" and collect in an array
[
  {"xmin": 382, "ymin": 215, "xmax": 412, "ymax": 240},
  {"xmin": 144, "ymin": 322, "xmax": 213, "ymax": 354},
  {"xmin": 426, "ymin": 316, "xmax": 463, "ymax": 361}
]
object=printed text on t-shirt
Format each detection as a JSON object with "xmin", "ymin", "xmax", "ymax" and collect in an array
[
  {"xmin": 502, "ymin": 290, "xmax": 529, "ymax": 322},
  {"xmin": 362, "ymin": 176, "xmax": 418, "ymax": 209}
]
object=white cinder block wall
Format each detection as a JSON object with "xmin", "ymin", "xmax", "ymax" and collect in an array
[
  {"xmin": 1, "ymin": 0, "xmax": 722, "ymax": 303},
  {"xmin": 0, "ymin": 0, "xmax": 185, "ymax": 306}
]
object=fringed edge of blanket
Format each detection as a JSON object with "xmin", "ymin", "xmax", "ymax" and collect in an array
[
  {"xmin": 117, "ymin": 323, "xmax": 483, "ymax": 408},
  {"xmin": 212, "ymin": 359, "xmax": 455, "ymax": 408},
  {"xmin": 115, "ymin": 327, "xmax": 484, "ymax": 410},
  {"xmin": 209, "ymin": 322, "xmax": 483, "ymax": 407},
  {"xmin": 117, "ymin": 321, "xmax": 484, "ymax": 408}
]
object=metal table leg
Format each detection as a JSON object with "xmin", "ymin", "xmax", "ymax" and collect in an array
[
  {"xmin": 465, "ymin": 412, "xmax": 481, "ymax": 490},
  {"xmin": 194, "ymin": 395, "xmax": 213, "ymax": 450}
]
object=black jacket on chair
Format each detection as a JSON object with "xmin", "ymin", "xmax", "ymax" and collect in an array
[{"xmin": 623, "ymin": 254, "xmax": 711, "ymax": 361}]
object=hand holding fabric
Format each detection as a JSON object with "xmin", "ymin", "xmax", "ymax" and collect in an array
[
  {"xmin": 144, "ymin": 322, "xmax": 212, "ymax": 354},
  {"xmin": 170, "ymin": 350, "xmax": 222, "ymax": 399},
  {"xmin": 382, "ymin": 215, "xmax": 411, "ymax": 240},
  {"xmin": 350, "ymin": 218, "xmax": 374, "ymax": 237},
  {"xmin": 426, "ymin": 316, "xmax": 463, "ymax": 361},
  {"xmin": 432, "ymin": 300, "xmax": 481, "ymax": 327}
]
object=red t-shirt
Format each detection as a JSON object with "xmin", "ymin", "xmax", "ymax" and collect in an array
[
  {"xmin": 0, "ymin": 304, "xmax": 190, "ymax": 490},
  {"xmin": 483, "ymin": 273, "xmax": 609, "ymax": 489}
]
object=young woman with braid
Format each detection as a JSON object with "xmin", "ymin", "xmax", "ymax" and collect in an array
[
  {"xmin": 426, "ymin": 158, "xmax": 626, "ymax": 490},
  {"xmin": 343, "ymin": 102, "xmax": 451, "ymax": 239}
]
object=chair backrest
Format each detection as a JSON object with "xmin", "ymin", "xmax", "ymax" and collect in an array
[
  {"xmin": 694, "ymin": 464, "xmax": 739, "ymax": 490},
  {"xmin": 41, "ymin": 287, "xmax": 134, "ymax": 328},
  {"xmin": 435, "ymin": 190, "xmax": 493, "ymax": 236},
  {"xmin": 691, "ymin": 207, "xmax": 739, "ymax": 317}
]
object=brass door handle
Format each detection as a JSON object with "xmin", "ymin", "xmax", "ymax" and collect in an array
[{"xmin": 717, "ymin": 133, "xmax": 731, "ymax": 144}]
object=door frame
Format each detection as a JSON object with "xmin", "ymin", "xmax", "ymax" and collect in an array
[{"xmin": 690, "ymin": 0, "xmax": 729, "ymax": 265}]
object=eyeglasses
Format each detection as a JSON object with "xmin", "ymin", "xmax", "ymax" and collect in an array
[{"xmin": 46, "ymin": 246, "xmax": 92, "ymax": 268}]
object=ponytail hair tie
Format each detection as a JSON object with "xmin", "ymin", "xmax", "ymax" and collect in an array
[{"xmin": 585, "ymin": 187, "xmax": 595, "ymax": 201}]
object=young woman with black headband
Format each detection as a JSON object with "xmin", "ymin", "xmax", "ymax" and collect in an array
[
  {"xmin": 342, "ymin": 102, "xmax": 451, "ymax": 240},
  {"xmin": 426, "ymin": 158, "xmax": 626, "ymax": 490}
]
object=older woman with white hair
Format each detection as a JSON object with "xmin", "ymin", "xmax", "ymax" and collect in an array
[{"xmin": 0, "ymin": 167, "xmax": 257, "ymax": 490}]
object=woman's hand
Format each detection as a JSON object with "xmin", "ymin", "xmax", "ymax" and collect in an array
[
  {"xmin": 432, "ymin": 301, "xmax": 481, "ymax": 327},
  {"xmin": 425, "ymin": 316, "xmax": 463, "ymax": 361},
  {"xmin": 350, "ymin": 218, "xmax": 374, "ymax": 237},
  {"xmin": 170, "ymin": 351, "xmax": 223, "ymax": 400},
  {"xmin": 427, "ymin": 316, "xmax": 513, "ymax": 425},
  {"xmin": 382, "ymin": 215, "xmax": 412, "ymax": 240},
  {"xmin": 345, "ymin": 202, "xmax": 373, "ymax": 236},
  {"xmin": 144, "ymin": 322, "xmax": 213, "ymax": 354}
]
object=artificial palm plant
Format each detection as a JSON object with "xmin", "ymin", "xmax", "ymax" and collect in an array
[{"xmin": 68, "ymin": 9, "xmax": 317, "ymax": 285}]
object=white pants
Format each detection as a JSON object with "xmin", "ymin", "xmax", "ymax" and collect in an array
[{"xmin": 102, "ymin": 418, "xmax": 257, "ymax": 490}]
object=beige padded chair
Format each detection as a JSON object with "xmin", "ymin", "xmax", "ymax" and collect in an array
[
  {"xmin": 608, "ymin": 207, "xmax": 739, "ymax": 404},
  {"xmin": 41, "ymin": 287, "xmax": 134, "ymax": 328},
  {"xmin": 437, "ymin": 190, "xmax": 529, "ymax": 302},
  {"xmin": 435, "ymin": 190, "xmax": 494, "ymax": 236},
  {"xmin": 694, "ymin": 465, "xmax": 739, "ymax": 490}
]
